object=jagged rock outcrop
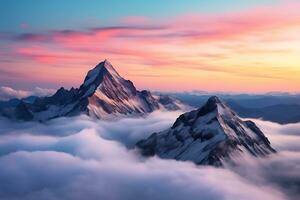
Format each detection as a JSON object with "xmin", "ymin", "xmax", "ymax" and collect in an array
[
  {"xmin": 0, "ymin": 60, "xmax": 183, "ymax": 121},
  {"xmin": 137, "ymin": 96, "xmax": 276, "ymax": 166}
]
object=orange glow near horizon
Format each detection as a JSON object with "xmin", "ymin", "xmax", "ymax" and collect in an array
[{"xmin": 1, "ymin": 1, "xmax": 300, "ymax": 93}]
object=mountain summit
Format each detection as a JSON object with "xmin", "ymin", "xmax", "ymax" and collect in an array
[
  {"xmin": 78, "ymin": 60, "xmax": 164, "ymax": 119},
  {"xmin": 137, "ymin": 96, "xmax": 275, "ymax": 166},
  {"xmin": 1, "ymin": 60, "xmax": 183, "ymax": 121}
]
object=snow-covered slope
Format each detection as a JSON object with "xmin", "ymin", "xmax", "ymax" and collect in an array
[
  {"xmin": 1, "ymin": 60, "xmax": 183, "ymax": 121},
  {"xmin": 83, "ymin": 60, "xmax": 161, "ymax": 119},
  {"xmin": 137, "ymin": 96, "xmax": 276, "ymax": 166}
]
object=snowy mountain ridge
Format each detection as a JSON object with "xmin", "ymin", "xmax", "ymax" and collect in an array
[
  {"xmin": 137, "ymin": 96, "xmax": 276, "ymax": 166},
  {"xmin": 0, "ymin": 60, "xmax": 184, "ymax": 121}
]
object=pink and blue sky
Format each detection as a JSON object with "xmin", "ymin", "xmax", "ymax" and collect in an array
[{"xmin": 1, "ymin": 0, "xmax": 300, "ymax": 93}]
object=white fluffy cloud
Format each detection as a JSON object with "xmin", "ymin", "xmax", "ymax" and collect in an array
[
  {"xmin": 0, "ymin": 113, "xmax": 299, "ymax": 200},
  {"xmin": 0, "ymin": 86, "xmax": 55, "ymax": 100},
  {"xmin": 249, "ymin": 119, "xmax": 300, "ymax": 152},
  {"xmin": 0, "ymin": 86, "xmax": 31, "ymax": 100}
]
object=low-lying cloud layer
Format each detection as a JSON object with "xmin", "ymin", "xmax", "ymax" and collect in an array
[
  {"xmin": 0, "ymin": 86, "xmax": 55, "ymax": 100},
  {"xmin": 250, "ymin": 119, "xmax": 300, "ymax": 152},
  {"xmin": 0, "ymin": 112, "xmax": 299, "ymax": 200}
]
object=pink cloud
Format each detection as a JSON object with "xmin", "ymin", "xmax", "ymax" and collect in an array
[
  {"xmin": 171, "ymin": 2, "xmax": 300, "ymax": 43},
  {"xmin": 13, "ymin": 1, "xmax": 300, "ymax": 48},
  {"xmin": 15, "ymin": 46, "xmax": 92, "ymax": 64},
  {"xmin": 9, "ymin": 1, "xmax": 300, "ymax": 64},
  {"xmin": 1, "ymin": 1, "xmax": 300, "ymax": 92}
]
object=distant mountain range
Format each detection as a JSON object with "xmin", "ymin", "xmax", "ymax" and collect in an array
[
  {"xmin": 0, "ymin": 60, "xmax": 278, "ymax": 166},
  {"xmin": 161, "ymin": 92, "xmax": 300, "ymax": 124},
  {"xmin": 0, "ymin": 60, "xmax": 183, "ymax": 121},
  {"xmin": 227, "ymin": 101, "xmax": 300, "ymax": 124},
  {"xmin": 1, "ymin": 61, "xmax": 298, "ymax": 124},
  {"xmin": 137, "ymin": 96, "xmax": 276, "ymax": 166},
  {"xmin": 1, "ymin": 61, "xmax": 299, "ymax": 124}
]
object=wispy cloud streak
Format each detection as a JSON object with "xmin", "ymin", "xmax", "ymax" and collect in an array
[{"xmin": 1, "ymin": 1, "xmax": 300, "ymax": 92}]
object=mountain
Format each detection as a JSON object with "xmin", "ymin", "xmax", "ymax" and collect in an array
[
  {"xmin": 166, "ymin": 92, "xmax": 300, "ymax": 108},
  {"xmin": 137, "ymin": 96, "xmax": 275, "ymax": 166},
  {"xmin": 0, "ymin": 98, "xmax": 21, "ymax": 108},
  {"xmin": 0, "ymin": 60, "xmax": 183, "ymax": 121},
  {"xmin": 226, "ymin": 101, "xmax": 300, "ymax": 124},
  {"xmin": 161, "ymin": 92, "xmax": 300, "ymax": 124}
]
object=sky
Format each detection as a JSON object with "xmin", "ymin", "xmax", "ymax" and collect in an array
[{"xmin": 0, "ymin": 0, "xmax": 300, "ymax": 93}]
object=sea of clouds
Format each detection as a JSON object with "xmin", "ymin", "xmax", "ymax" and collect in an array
[{"xmin": 0, "ymin": 111, "xmax": 299, "ymax": 200}]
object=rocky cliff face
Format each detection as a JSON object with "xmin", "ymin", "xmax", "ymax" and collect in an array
[
  {"xmin": 1, "ymin": 60, "xmax": 183, "ymax": 121},
  {"xmin": 137, "ymin": 96, "xmax": 276, "ymax": 166}
]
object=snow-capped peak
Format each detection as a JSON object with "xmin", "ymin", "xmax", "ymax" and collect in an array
[
  {"xmin": 102, "ymin": 59, "xmax": 120, "ymax": 77},
  {"xmin": 137, "ymin": 96, "xmax": 275, "ymax": 166},
  {"xmin": 83, "ymin": 59, "xmax": 120, "ymax": 87},
  {"xmin": 198, "ymin": 96, "xmax": 229, "ymax": 115},
  {"xmin": 1, "ymin": 60, "xmax": 184, "ymax": 121},
  {"xmin": 207, "ymin": 95, "xmax": 222, "ymax": 104}
]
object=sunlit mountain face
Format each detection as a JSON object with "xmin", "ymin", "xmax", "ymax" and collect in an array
[{"xmin": 0, "ymin": 1, "xmax": 300, "ymax": 200}]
